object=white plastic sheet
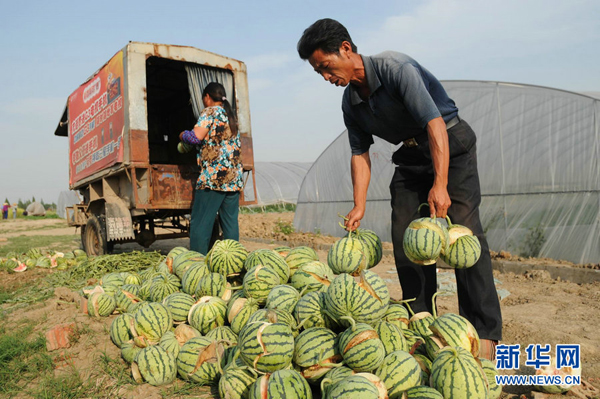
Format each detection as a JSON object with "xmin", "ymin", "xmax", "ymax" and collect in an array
[
  {"xmin": 245, "ymin": 162, "xmax": 312, "ymax": 206},
  {"xmin": 295, "ymin": 81, "xmax": 600, "ymax": 264}
]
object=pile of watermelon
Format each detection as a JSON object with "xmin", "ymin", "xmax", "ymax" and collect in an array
[
  {"xmin": 0, "ymin": 248, "xmax": 87, "ymax": 273},
  {"xmin": 81, "ymin": 229, "xmax": 502, "ymax": 399}
]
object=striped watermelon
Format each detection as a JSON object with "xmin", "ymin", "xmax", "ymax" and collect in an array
[
  {"xmin": 428, "ymin": 313, "xmax": 480, "ymax": 357},
  {"xmin": 132, "ymin": 302, "xmax": 173, "ymax": 343},
  {"xmin": 423, "ymin": 335, "xmax": 444, "ymax": 362},
  {"xmin": 247, "ymin": 308, "xmax": 298, "ymax": 334},
  {"xmin": 177, "ymin": 337, "xmax": 223, "ymax": 384},
  {"xmin": 430, "ymin": 346, "xmax": 488, "ymax": 399},
  {"xmin": 109, "ymin": 313, "xmax": 134, "ymax": 348},
  {"xmin": 403, "ymin": 328, "xmax": 427, "ymax": 355},
  {"xmin": 375, "ymin": 320, "xmax": 408, "ymax": 356},
  {"xmin": 173, "ymin": 323, "xmax": 202, "ymax": 346},
  {"xmin": 290, "ymin": 261, "xmax": 334, "ymax": 294},
  {"xmin": 166, "ymin": 246, "xmax": 188, "ymax": 269},
  {"xmin": 338, "ymin": 322, "xmax": 385, "ymax": 372},
  {"xmin": 266, "ymin": 284, "xmax": 301, "ymax": 314},
  {"xmin": 325, "ymin": 374, "xmax": 382, "ymax": 399},
  {"xmin": 404, "ymin": 385, "xmax": 443, "ymax": 398},
  {"xmin": 327, "ymin": 235, "xmax": 368, "ymax": 276},
  {"xmin": 441, "ymin": 216, "xmax": 481, "ymax": 269},
  {"xmin": 122, "ymin": 272, "xmax": 142, "ymax": 285},
  {"xmin": 375, "ymin": 350, "xmax": 421, "ymax": 396},
  {"xmin": 274, "ymin": 246, "xmax": 292, "ymax": 257},
  {"xmin": 238, "ymin": 321, "xmax": 294, "ymax": 373},
  {"xmin": 206, "ymin": 326, "xmax": 238, "ymax": 346},
  {"xmin": 325, "ymin": 271, "xmax": 390, "ymax": 327},
  {"xmin": 244, "ymin": 249, "xmax": 290, "ymax": 283},
  {"xmin": 121, "ymin": 341, "xmax": 142, "ymax": 364},
  {"xmin": 195, "ymin": 272, "xmax": 228, "ymax": 298},
  {"xmin": 249, "ymin": 369, "xmax": 312, "ymax": 399},
  {"xmin": 409, "ymin": 311, "xmax": 435, "ymax": 337},
  {"xmin": 148, "ymin": 273, "xmax": 181, "ymax": 303},
  {"xmin": 403, "ymin": 212, "xmax": 448, "ymax": 265},
  {"xmin": 322, "ymin": 366, "xmax": 355, "ymax": 384},
  {"xmin": 131, "ymin": 345, "xmax": 177, "ymax": 386},
  {"xmin": 162, "ymin": 292, "xmax": 195, "ymax": 324},
  {"xmin": 532, "ymin": 356, "xmax": 580, "ymax": 394},
  {"xmin": 294, "ymin": 291, "xmax": 339, "ymax": 331},
  {"xmin": 243, "ymin": 265, "xmax": 281, "ymax": 305},
  {"xmin": 101, "ymin": 272, "xmax": 125, "ymax": 288},
  {"xmin": 181, "ymin": 263, "xmax": 210, "ymax": 295},
  {"xmin": 479, "ymin": 358, "xmax": 502, "ymax": 399},
  {"xmin": 384, "ymin": 304, "xmax": 410, "ymax": 330},
  {"xmin": 114, "ymin": 286, "xmax": 141, "ymax": 313},
  {"xmin": 227, "ymin": 297, "xmax": 260, "ymax": 335},
  {"xmin": 219, "ymin": 366, "xmax": 258, "ymax": 399},
  {"xmin": 172, "ymin": 251, "xmax": 205, "ymax": 279},
  {"xmin": 87, "ymin": 292, "xmax": 116, "ymax": 317},
  {"xmin": 206, "ymin": 239, "xmax": 248, "ymax": 277},
  {"xmin": 285, "ymin": 246, "xmax": 319, "ymax": 276},
  {"xmin": 413, "ymin": 353, "xmax": 433, "ymax": 385},
  {"xmin": 188, "ymin": 296, "xmax": 227, "ymax": 335},
  {"xmin": 294, "ymin": 327, "xmax": 341, "ymax": 382},
  {"xmin": 159, "ymin": 330, "xmax": 181, "ymax": 358},
  {"xmin": 355, "ymin": 228, "xmax": 383, "ymax": 269}
]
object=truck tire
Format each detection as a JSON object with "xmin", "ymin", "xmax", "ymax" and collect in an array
[{"xmin": 82, "ymin": 215, "xmax": 109, "ymax": 256}]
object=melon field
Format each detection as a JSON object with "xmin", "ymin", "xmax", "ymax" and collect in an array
[{"xmin": 0, "ymin": 213, "xmax": 598, "ymax": 398}]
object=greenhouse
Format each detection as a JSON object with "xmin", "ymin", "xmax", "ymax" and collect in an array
[
  {"xmin": 242, "ymin": 161, "xmax": 313, "ymax": 207},
  {"xmin": 294, "ymin": 81, "xmax": 600, "ymax": 264}
]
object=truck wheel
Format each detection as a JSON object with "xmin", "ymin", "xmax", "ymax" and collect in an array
[{"xmin": 83, "ymin": 215, "xmax": 109, "ymax": 256}]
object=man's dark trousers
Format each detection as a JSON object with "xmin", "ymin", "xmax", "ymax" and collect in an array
[{"xmin": 390, "ymin": 119, "xmax": 502, "ymax": 341}]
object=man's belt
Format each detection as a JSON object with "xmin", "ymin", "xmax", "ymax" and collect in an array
[{"xmin": 403, "ymin": 116, "xmax": 461, "ymax": 148}]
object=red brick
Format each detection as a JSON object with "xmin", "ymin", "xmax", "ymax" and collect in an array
[
  {"xmin": 45, "ymin": 323, "xmax": 76, "ymax": 351},
  {"xmin": 80, "ymin": 296, "xmax": 88, "ymax": 315}
]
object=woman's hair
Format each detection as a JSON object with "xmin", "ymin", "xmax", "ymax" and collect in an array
[
  {"xmin": 203, "ymin": 82, "xmax": 238, "ymax": 135},
  {"xmin": 297, "ymin": 18, "xmax": 357, "ymax": 60}
]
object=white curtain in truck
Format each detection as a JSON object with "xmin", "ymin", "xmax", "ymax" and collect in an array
[{"xmin": 185, "ymin": 65, "xmax": 235, "ymax": 119}]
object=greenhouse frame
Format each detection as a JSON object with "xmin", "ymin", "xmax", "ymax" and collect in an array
[{"xmin": 294, "ymin": 81, "xmax": 600, "ymax": 264}]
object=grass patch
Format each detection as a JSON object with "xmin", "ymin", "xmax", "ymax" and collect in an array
[
  {"xmin": 22, "ymin": 211, "xmax": 61, "ymax": 220},
  {"xmin": 0, "ymin": 235, "xmax": 80, "ymax": 257},
  {"xmin": 0, "ymin": 320, "xmax": 55, "ymax": 396},
  {"xmin": 240, "ymin": 203, "xmax": 296, "ymax": 214}
]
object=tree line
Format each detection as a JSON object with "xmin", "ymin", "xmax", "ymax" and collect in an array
[{"xmin": 4, "ymin": 197, "xmax": 57, "ymax": 211}]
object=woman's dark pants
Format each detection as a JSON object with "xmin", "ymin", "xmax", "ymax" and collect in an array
[
  {"xmin": 390, "ymin": 119, "xmax": 502, "ymax": 341},
  {"xmin": 190, "ymin": 189, "xmax": 240, "ymax": 255}
]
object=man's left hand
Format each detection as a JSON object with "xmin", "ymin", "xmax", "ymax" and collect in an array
[{"xmin": 428, "ymin": 184, "xmax": 451, "ymax": 218}]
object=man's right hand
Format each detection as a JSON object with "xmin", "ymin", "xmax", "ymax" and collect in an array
[{"xmin": 344, "ymin": 206, "xmax": 365, "ymax": 231}]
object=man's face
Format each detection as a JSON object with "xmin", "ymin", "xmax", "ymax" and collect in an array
[{"xmin": 308, "ymin": 43, "xmax": 354, "ymax": 87}]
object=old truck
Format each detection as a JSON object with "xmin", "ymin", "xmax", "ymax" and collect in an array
[{"xmin": 54, "ymin": 42, "xmax": 257, "ymax": 255}]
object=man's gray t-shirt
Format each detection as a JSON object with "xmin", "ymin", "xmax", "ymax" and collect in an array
[{"xmin": 342, "ymin": 51, "xmax": 458, "ymax": 155}]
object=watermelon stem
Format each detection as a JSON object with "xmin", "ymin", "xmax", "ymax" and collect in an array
[
  {"xmin": 340, "ymin": 316, "xmax": 356, "ymax": 331},
  {"xmin": 390, "ymin": 297, "xmax": 416, "ymax": 305},
  {"xmin": 445, "ymin": 215, "xmax": 454, "ymax": 227},
  {"xmin": 417, "ymin": 203, "xmax": 430, "ymax": 214}
]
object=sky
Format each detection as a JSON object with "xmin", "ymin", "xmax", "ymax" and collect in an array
[{"xmin": 0, "ymin": 0, "xmax": 598, "ymax": 204}]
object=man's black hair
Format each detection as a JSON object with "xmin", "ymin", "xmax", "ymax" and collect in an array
[{"xmin": 297, "ymin": 18, "xmax": 357, "ymax": 60}]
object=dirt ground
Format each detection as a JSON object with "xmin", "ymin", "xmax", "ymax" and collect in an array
[{"xmin": 1, "ymin": 214, "xmax": 599, "ymax": 398}]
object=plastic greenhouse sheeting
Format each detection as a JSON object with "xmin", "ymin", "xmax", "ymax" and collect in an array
[
  {"xmin": 57, "ymin": 190, "xmax": 81, "ymax": 219},
  {"xmin": 243, "ymin": 162, "xmax": 313, "ymax": 206},
  {"xmin": 295, "ymin": 81, "xmax": 600, "ymax": 264}
]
